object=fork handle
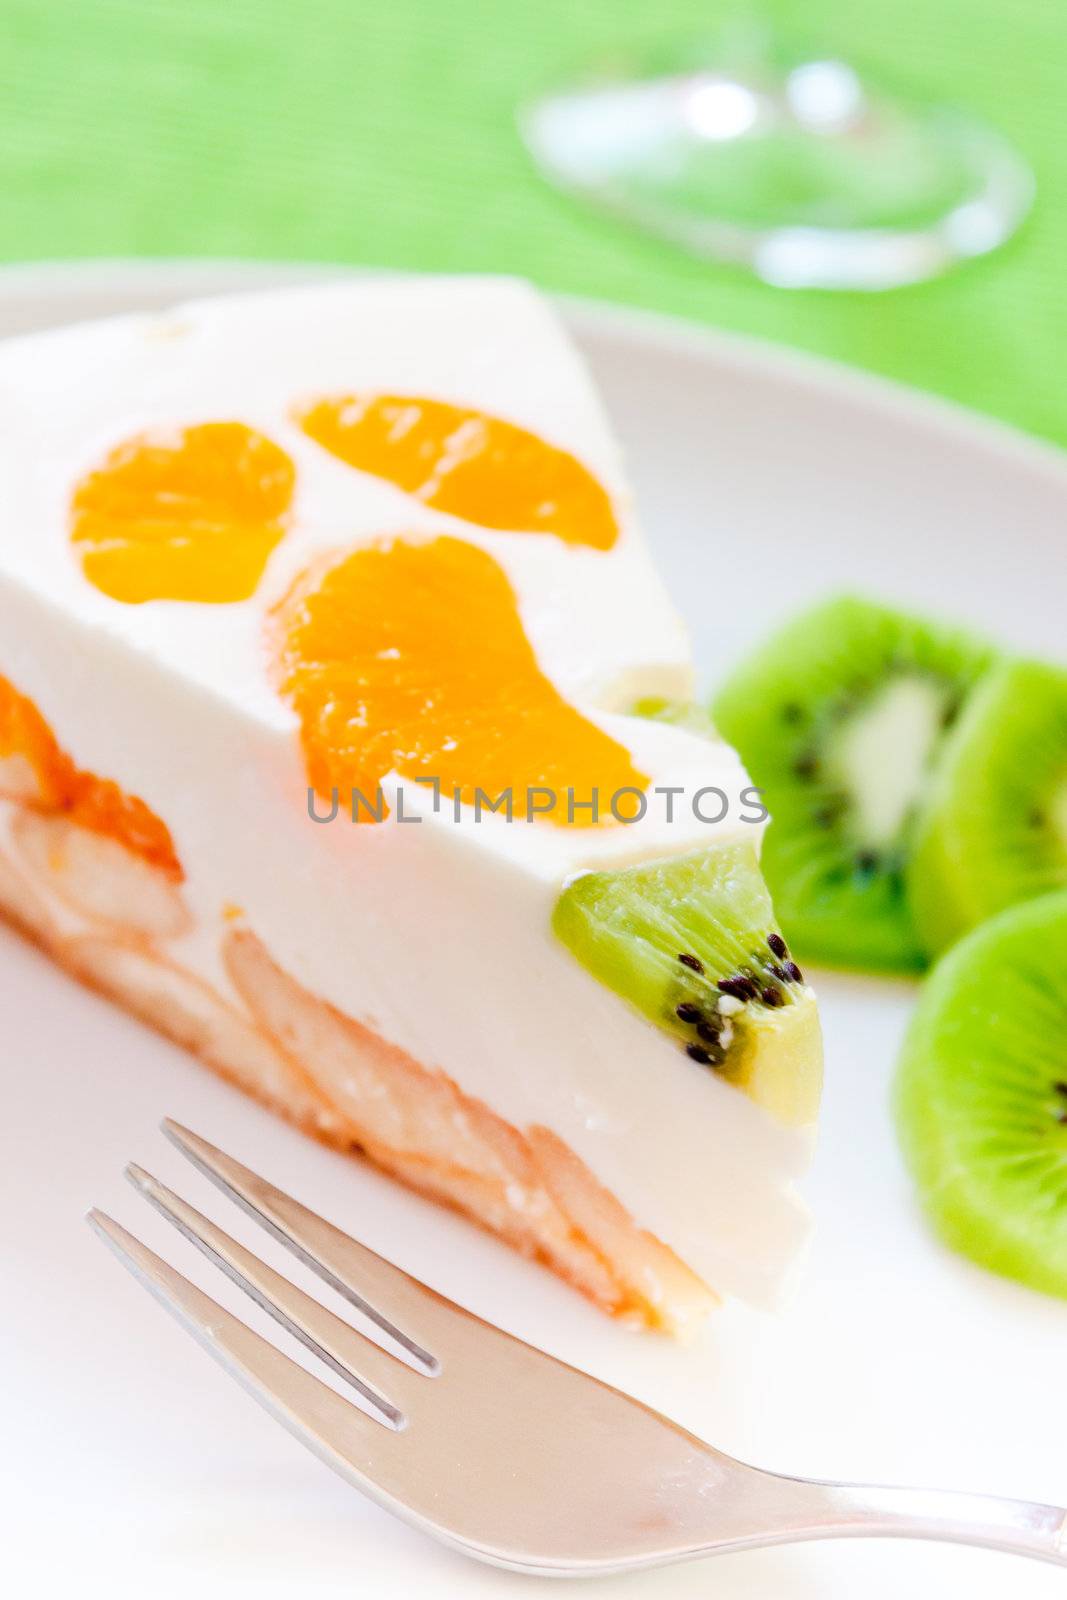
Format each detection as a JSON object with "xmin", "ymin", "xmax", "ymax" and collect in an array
[{"xmin": 774, "ymin": 1478, "xmax": 1067, "ymax": 1565}]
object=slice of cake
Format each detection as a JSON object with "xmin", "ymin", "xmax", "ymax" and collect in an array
[{"xmin": 0, "ymin": 277, "xmax": 821, "ymax": 1334}]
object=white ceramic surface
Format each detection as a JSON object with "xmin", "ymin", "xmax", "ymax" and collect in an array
[{"xmin": 3, "ymin": 261, "xmax": 1066, "ymax": 1600}]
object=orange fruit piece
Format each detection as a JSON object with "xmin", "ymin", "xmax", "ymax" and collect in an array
[
  {"xmin": 71, "ymin": 421, "xmax": 295, "ymax": 604},
  {"xmin": 66, "ymin": 773, "xmax": 183, "ymax": 882},
  {"xmin": 297, "ymin": 395, "xmax": 619, "ymax": 550},
  {"xmin": 0, "ymin": 674, "xmax": 75, "ymax": 807},
  {"xmin": 0, "ymin": 674, "xmax": 182, "ymax": 878},
  {"xmin": 273, "ymin": 536, "xmax": 645, "ymax": 824}
]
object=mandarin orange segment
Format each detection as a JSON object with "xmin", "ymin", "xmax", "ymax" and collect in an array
[
  {"xmin": 67, "ymin": 773, "xmax": 183, "ymax": 881},
  {"xmin": 274, "ymin": 536, "xmax": 645, "ymax": 824},
  {"xmin": 0, "ymin": 674, "xmax": 75, "ymax": 806},
  {"xmin": 296, "ymin": 395, "xmax": 619, "ymax": 550},
  {"xmin": 70, "ymin": 421, "xmax": 295, "ymax": 604},
  {"xmin": 0, "ymin": 673, "xmax": 182, "ymax": 878}
]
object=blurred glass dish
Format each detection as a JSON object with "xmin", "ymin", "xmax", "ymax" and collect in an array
[{"xmin": 520, "ymin": 24, "xmax": 1034, "ymax": 290}]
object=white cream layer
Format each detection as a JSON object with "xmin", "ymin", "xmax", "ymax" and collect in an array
[{"xmin": 0, "ymin": 277, "xmax": 811, "ymax": 1305}]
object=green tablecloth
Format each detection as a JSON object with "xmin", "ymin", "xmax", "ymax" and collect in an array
[{"xmin": 6, "ymin": 0, "xmax": 1066, "ymax": 449}]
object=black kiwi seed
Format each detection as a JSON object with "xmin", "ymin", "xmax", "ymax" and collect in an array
[
  {"xmin": 696, "ymin": 1018, "xmax": 721, "ymax": 1043},
  {"xmin": 781, "ymin": 702, "xmax": 805, "ymax": 725},
  {"xmin": 675, "ymin": 1001, "xmax": 702, "ymax": 1024},
  {"xmin": 793, "ymin": 751, "xmax": 819, "ymax": 781},
  {"xmin": 1054, "ymin": 1081, "xmax": 1067, "ymax": 1098},
  {"xmin": 718, "ymin": 974, "xmax": 755, "ymax": 1001},
  {"xmin": 686, "ymin": 1042, "xmax": 713, "ymax": 1065},
  {"xmin": 786, "ymin": 960, "xmax": 804, "ymax": 983},
  {"xmin": 678, "ymin": 952, "xmax": 705, "ymax": 974},
  {"xmin": 855, "ymin": 849, "xmax": 880, "ymax": 875},
  {"xmin": 768, "ymin": 963, "xmax": 790, "ymax": 982},
  {"xmin": 767, "ymin": 932, "xmax": 788, "ymax": 958},
  {"xmin": 812, "ymin": 792, "xmax": 847, "ymax": 829},
  {"xmin": 1058, "ymin": 1111, "xmax": 1067, "ymax": 1126},
  {"xmin": 761, "ymin": 985, "xmax": 784, "ymax": 1008}
]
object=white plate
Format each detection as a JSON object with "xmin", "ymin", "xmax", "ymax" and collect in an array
[{"xmin": 3, "ymin": 262, "xmax": 1066, "ymax": 1600}]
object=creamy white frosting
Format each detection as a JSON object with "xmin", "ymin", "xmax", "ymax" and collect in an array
[{"xmin": 0, "ymin": 277, "xmax": 811, "ymax": 1304}]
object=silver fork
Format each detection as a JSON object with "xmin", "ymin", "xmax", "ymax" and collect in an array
[{"xmin": 88, "ymin": 1119, "xmax": 1067, "ymax": 1576}]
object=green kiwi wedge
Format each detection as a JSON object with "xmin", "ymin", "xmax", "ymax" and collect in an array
[
  {"xmin": 908, "ymin": 659, "xmax": 1067, "ymax": 958},
  {"xmin": 895, "ymin": 890, "xmax": 1067, "ymax": 1299},
  {"xmin": 712, "ymin": 596, "xmax": 996, "ymax": 974},
  {"xmin": 553, "ymin": 839, "xmax": 822, "ymax": 1127}
]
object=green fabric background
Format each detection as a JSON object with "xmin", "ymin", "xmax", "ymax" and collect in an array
[{"xmin": 4, "ymin": 0, "xmax": 1065, "ymax": 447}]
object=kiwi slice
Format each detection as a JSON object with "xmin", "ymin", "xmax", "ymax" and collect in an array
[
  {"xmin": 895, "ymin": 890, "xmax": 1067, "ymax": 1299},
  {"xmin": 908, "ymin": 659, "xmax": 1067, "ymax": 958},
  {"xmin": 553, "ymin": 839, "xmax": 822, "ymax": 1127},
  {"xmin": 711, "ymin": 596, "xmax": 995, "ymax": 974}
]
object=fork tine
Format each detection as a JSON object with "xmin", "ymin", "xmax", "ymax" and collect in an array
[
  {"xmin": 162, "ymin": 1120, "xmax": 445, "ymax": 1369},
  {"xmin": 126, "ymin": 1165, "xmax": 421, "ymax": 1426},
  {"xmin": 86, "ymin": 1209, "xmax": 404, "ymax": 1492}
]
